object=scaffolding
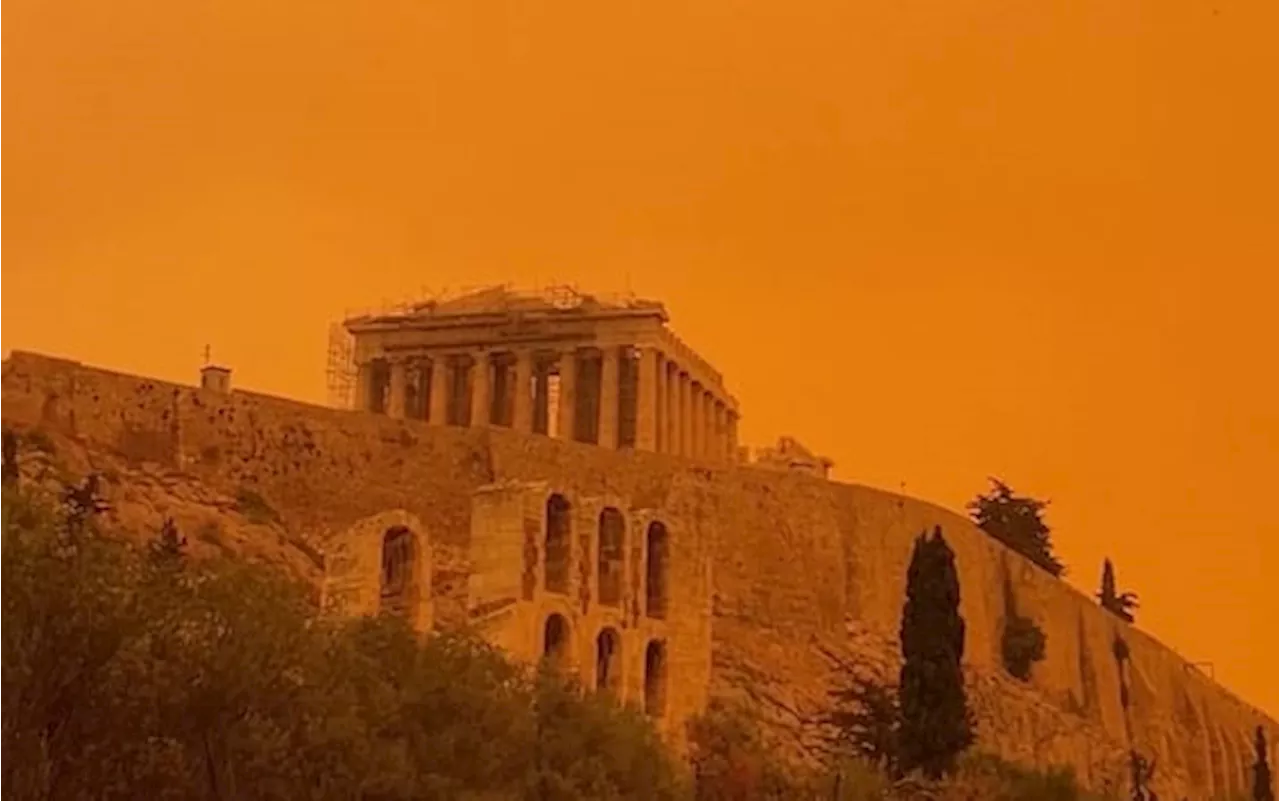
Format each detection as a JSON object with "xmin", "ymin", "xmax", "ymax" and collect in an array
[{"xmin": 325, "ymin": 322, "xmax": 357, "ymax": 410}]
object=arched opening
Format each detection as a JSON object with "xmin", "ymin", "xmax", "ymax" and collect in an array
[
  {"xmin": 645, "ymin": 521, "xmax": 669, "ymax": 619},
  {"xmin": 545, "ymin": 494, "xmax": 571, "ymax": 594},
  {"xmin": 597, "ymin": 508, "xmax": 625, "ymax": 607},
  {"xmin": 644, "ymin": 639, "xmax": 667, "ymax": 717},
  {"xmin": 543, "ymin": 613, "xmax": 570, "ymax": 668},
  {"xmin": 596, "ymin": 627, "xmax": 622, "ymax": 694},
  {"xmin": 379, "ymin": 526, "xmax": 415, "ymax": 616}
]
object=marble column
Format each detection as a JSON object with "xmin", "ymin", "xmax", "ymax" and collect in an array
[
  {"xmin": 388, "ymin": 361, "xmax": 407, "ymax": 419},
  {"xmin": 670, "ymin": 360, "xmax": 680, "ymax": 450},
  {"xmin": 653, "ymin": 354, "xmax": 667, "ymax": 453},
  {"xmin": 599, "ymin": 347, "xmax": 620, "ymax": 449},
  {"xmin": 727, "ymin": 411, "xmax": 739, "ymax": 461},
  {"xmin": 513, "ymin": 349, "xmax": 533, "ymax": 433},
  {"xmin": 470, "ymin": 352, "xmax": 491, "ymax": 428},
  {"xmin": 703, "ymin": 392, "xmax": 716, "ymax": 458},
  {"xmin": 636, "ymin": 347, "xmax": 658, "ymax": 452},
  {"xmin": 710, "ymin": 400, "xmax": 723, "ymax": 462},
  {"xmin": 428, "ymin": 357, "xmax": 449, "ymax": 425},
  {"xmin": 354, "ymin": 363, "xmax": 372, "ymax": 412},
  {"xmin": 690, "ymin": 383, "xmax": 705, "ymax": 457},
  {"xmin": 678, "ymin": 373, "xmax": 692, "ymax": 456},
  {"xmin": 556, "ymin": 350, "xmax": 577, "ymax": 441}
]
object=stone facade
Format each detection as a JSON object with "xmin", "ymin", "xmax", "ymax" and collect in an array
[{"xmin": 2, "ymin": 348, "xmax": 1275, "ymax": 801}]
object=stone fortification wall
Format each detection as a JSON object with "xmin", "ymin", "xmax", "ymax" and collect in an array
[{"xmin": 2, "ymin": 351, "xmax": 1274, "ymax": 800}]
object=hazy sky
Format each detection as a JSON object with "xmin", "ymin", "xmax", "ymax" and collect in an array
[{"xmin": 4, "ymin": 0, "xmax": 1275, "ymax": 714}]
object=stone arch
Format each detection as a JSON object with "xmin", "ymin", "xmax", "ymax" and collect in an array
[
  {"xmin": 322, "ymin": 509, "xmax": 432, "ymax": 632},
  {"xmin": 644, "ymin": 639, "xmax": 668, "ymax": 717},
  {"xmin": 543, "ymin": 613, "xmax": 571, "ymax": 668},
  {"xmin": 545, "ymin": 493, "xmax": 571, "ymax": 594},
  {"xmin": 379, "ymin": 525, "xmax": 416, "ymax": 615},
  {"xmin": 645, "ymin": 520, "xmax": 669, "ymax": 620},
  {"xmin": 597, "ymin": 507, "xmax": 625, "ymax": 607},
  {"xmin": 595, "ymin": 627, "xmax": 622, "ymax": 694}
]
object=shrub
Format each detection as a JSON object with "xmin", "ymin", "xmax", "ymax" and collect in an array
[
  {"xmin": 1001, "ymin": 613, "xmax": 1047, "ymax": 681},
  {"xmin": 234, "ymin": 487, "xmax": 280, "ymax": 525},
  {"xmin": 2, "ymin": 483, "xmax": 686, "ymax": 801}
]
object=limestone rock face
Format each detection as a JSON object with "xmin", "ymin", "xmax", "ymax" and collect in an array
[{"xmin": 3, "ymin": 350, "xmax": 1274, "ymax": 801}]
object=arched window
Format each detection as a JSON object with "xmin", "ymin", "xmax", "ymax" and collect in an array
[
  {"xmin": 544, "ymin": 613, "xmax": 570, "ymax": 668},
  {"xmin": 596, "ymin": 627, "xmax": 622, "ymax": 694},
  {"xmin": 380, "ymin": 526, "xmax": 414, "ymax": 616},
  {"xmin": 645, "ymin": 521, "xmax": 668, "ymax": 619},
  {"xmin": 597, "ymin": 508, "xmax": 625, "ymax": 607},
  {"xmin": 644, "ymin": 640, "xmax": 667, "ymax": 717},
  {"xmin": 545, "ymin": 494, "xmax": 571, "ymax": 594}
]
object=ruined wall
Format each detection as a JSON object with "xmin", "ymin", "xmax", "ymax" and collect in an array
[{"xmin": 2, "ymin": 350, "xmax": 1274, "ymax": 800}]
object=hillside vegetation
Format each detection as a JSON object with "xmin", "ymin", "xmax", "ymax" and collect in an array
[{"xmin": 2, "ymin": 427, "xmax": 1120, "ymax": 801}]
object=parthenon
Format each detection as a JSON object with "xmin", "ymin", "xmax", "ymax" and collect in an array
[{"xmin": 344, "ymin": 286, "xmax": 740, "ymax": 461}]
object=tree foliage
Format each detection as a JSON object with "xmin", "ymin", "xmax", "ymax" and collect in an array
[
  {"xmin": 967, "ymin": 479, "xmax": 1065, "ymax": 577},
  {"xmin": 1097, "ymin": 559, "xmax": 1139, "ymax": 624},
  {"xmin": 1001, "ymin": 613, "xmax": 1047, "ymax": 682},
  {"xmin": 822, "ymin": 676, "xmax": 900, "ymax": 777},
  {"xmin": 686, "ymin": 700, "xmax": 810, "ymax": 800},
  {"xmin": 897, "ymin": 527, "xmax": 974, "ymax": 780},
  {"xmin": 1, "ymin": 483, "xmax": 686, "ymax": 801}
]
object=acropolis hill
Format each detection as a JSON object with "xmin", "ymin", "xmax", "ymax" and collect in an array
[{"xmin": 1, "ymin": 285, "xmax": 1273, "ymax": 801}]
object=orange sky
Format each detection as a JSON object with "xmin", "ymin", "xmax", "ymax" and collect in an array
[{"xmin": 4, "ymin": 0, "xmax": 1276, "ymax": 714}]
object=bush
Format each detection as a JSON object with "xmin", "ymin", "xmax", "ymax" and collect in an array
[
  {"xmin": 687, "ymin": 700, "xmax": 815, "ymax": 800},
  {"xmin": 234, "ymin": 487, "xmax": 280, "ymax": 525},
  {"xmin": 1001, "ymin": 613, "xmax": 1047, "ymax": 682},
  {"xmin": 1, "ymin": 483, "xmax": 686, "ymax": 801},
  {"xmin": 955, "ymin": 753, "xmax": 1111, "ymax": 801}
]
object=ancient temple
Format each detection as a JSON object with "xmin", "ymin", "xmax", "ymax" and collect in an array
[{"xmin": 344, "ymin": 286, "xmax": 740, "ymax": 462}]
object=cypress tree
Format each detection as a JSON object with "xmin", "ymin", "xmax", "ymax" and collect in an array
[
  {"xmin": 1099, "ymin": 559, "xmax": 1118, "ymax": 607},
  {"xmin": 1098, "ymin": 558, "xmax": 1139, "ymax": 623},
  {"xmin": 897, "ymin": 526, "xmax": 974, "ymax": 779},
  {"xmin": 1253, "ymin": 726, "xmax": 1275, "ymax": 801}
]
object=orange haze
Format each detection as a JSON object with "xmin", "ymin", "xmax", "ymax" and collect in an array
[{"xmin": 4, "ymin": 0, "xmax": 1276, "ymax": 715}]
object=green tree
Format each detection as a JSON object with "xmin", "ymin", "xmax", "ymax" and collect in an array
[
  {"xmin": 967, "ymin": 479, "xmax": 1064, "ymax": 577},
  {"xmin": 897, "ymin": 527, "xmax": 974, "ymax": 779},
  {"xmin": 687, "ymin": 700, "xmax": 814, "ymax": 801},
  {"xmin": 1097, "ymin": 559, "xmax": 1139, "ymax": 623},
  {"xmin": 822, "ymin": 676, "xmax": 900, "ymax": 777},
  {"xmin": 2, "ymin": 480, "xmax": 688, "ymax": 801},
  {"xmin": 1254, "ymin": 726, "xmax": 1275, "ymax": 801}
]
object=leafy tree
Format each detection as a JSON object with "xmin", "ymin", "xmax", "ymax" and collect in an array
[
  {"xmin": 1098, "ymin": 559, "xmax": 1139, "ymax": 623},
  {"xmin": 967, "ymin": 479, "xmax": 1064, "ymax": 577},
  {"xmin": 897, "ymin": 527, "xmax": 974, "ymax": 779},
  {"xmin": 822, "ymin": 676, "xmax": 900, "ymax": 776},
  {"xmin": 60, "ymin": 473, "xmax": 109, "ymax": 537},
  {"xmin": 1253, "ymin": 726, "xmax": 1275, "ymax": 801},
  {"xmin": 2, "ymin": 481, "xmax": 688, "ymax": 801},
  {"xmin": 687, "ymin": 700, "xmax": 812, "ymax": 801}
]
